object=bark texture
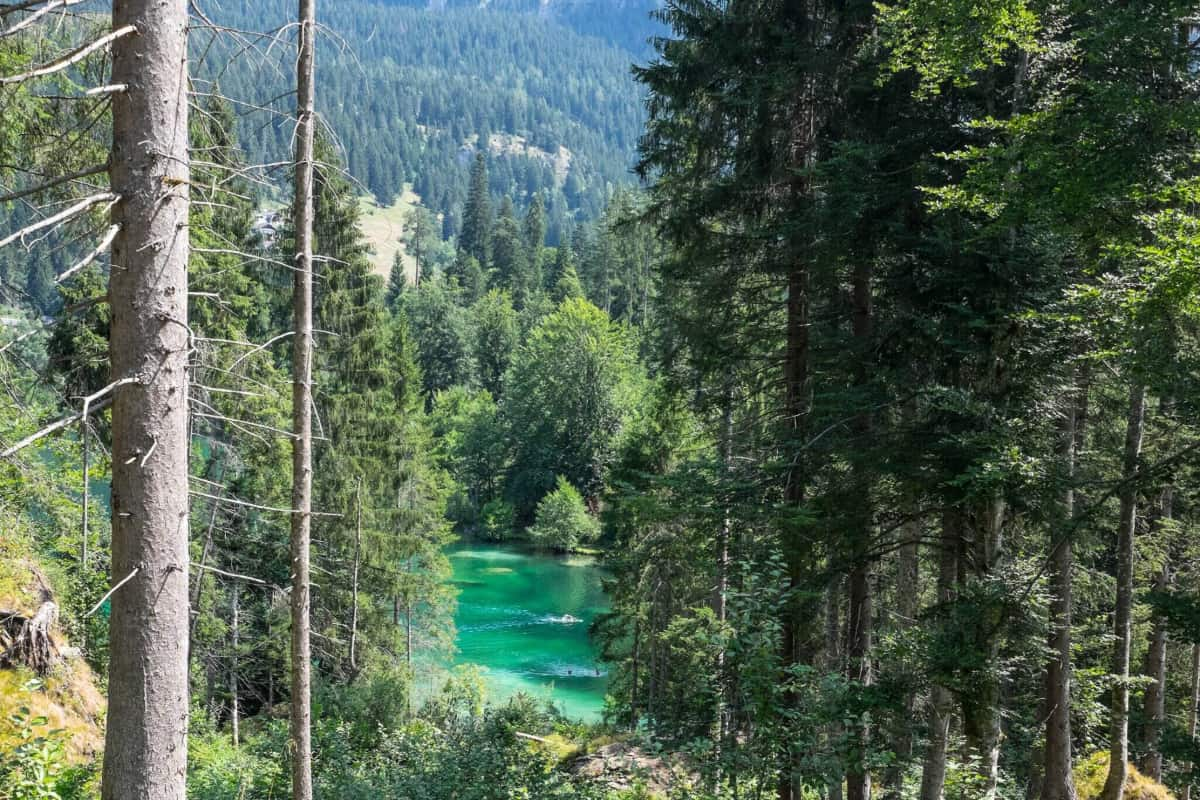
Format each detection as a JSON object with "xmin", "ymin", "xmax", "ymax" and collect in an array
[
  {"xmin": 290, "ymin": 2, "xmax": 317, "ymax": 799},
  {"xmin": 102, "ymin": 2, "xmax": 191, "ymax": 798}
]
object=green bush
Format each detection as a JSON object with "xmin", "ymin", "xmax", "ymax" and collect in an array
[{"xmin": 528, "ymin": 476, "xmax": 601, "ymax": 553}]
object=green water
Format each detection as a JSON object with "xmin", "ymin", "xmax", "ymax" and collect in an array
[{"xmin": 448, "ymin": 543, "xmax": 610, "ymax": 721}]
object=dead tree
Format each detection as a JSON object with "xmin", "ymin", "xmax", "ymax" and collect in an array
[
  {"xmin": 101, "ymin": 1, "xmax": 193, "ymax": 798},
  {"xmin": 290, "ymin": 1, "xmax": 317, "ymax": 799}
]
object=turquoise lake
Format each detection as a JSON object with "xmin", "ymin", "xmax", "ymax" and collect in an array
[{"xmin": 447, "ymin": 543, "xmax": 610, "ymax": 721}]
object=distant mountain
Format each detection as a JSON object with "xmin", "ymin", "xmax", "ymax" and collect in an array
[{"xmin": 204, "ymin": 0, "xmax": 656, "ymax": 242}]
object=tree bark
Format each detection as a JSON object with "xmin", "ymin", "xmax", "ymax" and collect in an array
[
  {"xmin": 101, "ymin": 2, "xmax": 191, "ymax": 798},
  {"xmin": 1101, "ymin": 382, "xmax": 1146, "ymax": 800},
  {"xmin": 290, "ymin": 2, "xmax": 317, "ymax": 799},
  {"xmin": 920, "ymin": 510, "xmax": 961, "ymax": 800},
  {"xmin": 1042, "ymin": 381, "xmax": 1082, "ymax": 800}
]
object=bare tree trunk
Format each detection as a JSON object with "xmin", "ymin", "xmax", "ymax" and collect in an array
[
  {"xmin": 349, "ymin": 477, "xmax": 362, "ymax": 676},
  {"xmin": 1102, "ymin": 382, "xmax": 1146, "ymax": 800},
  {"xmin": 1041, "ymin": 381, "xmax": 1082, "ymax": 800},
  {"xmin": 290, "ymin": 2, "xmax": 317, "ymax": 799},
  {"xmin": 920, "ymin": 511, "xmax": 961, "ymax": 800},
  {"xmin": 230, "ymin": 588, "xmax": 240, "ymax": 748},
  {"xmin": 101, "ymin": 1, "xmax": 191, "ymax": 798},
  {"xmin": 1183, "ymin": 644, "xmax": 1200, "ymax": 800}
]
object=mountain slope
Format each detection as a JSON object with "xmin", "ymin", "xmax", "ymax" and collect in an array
[{"xmin": 204, "ymin": 0, "xmax": 652, "ymax": 242}]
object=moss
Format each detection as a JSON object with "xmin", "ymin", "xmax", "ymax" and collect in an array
[{"xmin": 1075, "ymin": 751, "xmax": 1176, "ymax": 800}]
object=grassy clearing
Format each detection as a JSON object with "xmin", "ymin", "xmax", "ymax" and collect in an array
[{"xmin": 358, "ymin": 187, "xmax": 422, "ymax": 281}]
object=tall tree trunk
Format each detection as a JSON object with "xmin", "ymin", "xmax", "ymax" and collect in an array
[
  {"xmin": 715, "ymin": 379, "xmax": 734, "ymax": 770},
  {"xmin": 101, "ymin": 2, "xmax": 191, "ymax": 798},
  {"xmin": 919, "ymin": 510, "xmax": 961, "ymax": 800},
  {"xmin": 827, "ymin": 578, "xmax": 844, "ymax": 800},
  {"xmin": 1101, "ymin": 382, "xmax": 1146, "ymax": 800},
  {"xmin": 962, "ymin": 496, "xmax": 1005, "ymax": 799},
  {"xmin": 1139, "ymin": 555, "xmax": 1170, "ymax": 781},
  {"xmin": 1042, "ymin": 380, "xmax": 1084, "ymax": 800},
  {"xmin": 1183, "ymin": 644, "xmax": 1200, "ymax": 800},
  {"xmin": 290, "ymin": 2, "xmax": 317, "ymax": 799},
  {"xmin": 846, "ymin": 260, "xmax": 873, "ymax": 800},
  {"xmin": 230, "ymin": 588, "xmax": 240, "ymax": 748},
  {"xmin": 779, "ymin": 259, "xmax": 810, "ymax": 800},
  {"xmin": 882, "ymin": 515, "xmax": 919, "ymax": 799}
]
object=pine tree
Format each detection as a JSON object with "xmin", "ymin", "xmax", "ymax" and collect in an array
[{"xmin": 460, "ymin": 152, "xmax": 492, "ymax": 266}]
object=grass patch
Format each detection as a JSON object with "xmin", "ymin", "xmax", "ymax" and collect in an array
[
  {"xmin": 357, "ymin": 188, "xmax": 421, "ymax": 280},
  {"xmin": 1074, "ymin": 751, "xmax": 1175, "ymax": 800}
]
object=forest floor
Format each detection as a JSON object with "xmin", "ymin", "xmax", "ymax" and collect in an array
[{"xmin": 359, "ymin": 186, "xmax": 422, "ymax": 280}]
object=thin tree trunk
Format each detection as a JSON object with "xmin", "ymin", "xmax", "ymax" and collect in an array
[
  {"xmin": 405, "ymin": 602, "xmax": 414, "ymax": 667},
  {"xmin": 920, "ymin": 510, "xmax": 961, "ymax": 800},
  {"xmin": 290, "ymin": 2, "xmax": 317, "ymax": 798},
  {"xmin": 827, "ymin": 578, "xmax": 844, "ymax": 800},
  {"xmin": 80, "ymin": 418, "xmax": 89, "ymax": 571},
  {"xmin": 1139, "ymin": 556, "xmax": 1170, "ymax": 781},
  {"xmin": 230, "ymin": 588, "xmax": 239, "ymax": 748},
  {"xmin": 779, "ymin": 259, "xmax": 810, "ymax": 800},
  {"xmin": 715, "ymin": 378, "xmax": 734, "ymax": 760},
  {"xmin": 882, "ymin": 516, "xmax": 919, "ymax": 799},
  {"xmin": 1042, "ymin": 381, "xmax": 1083, "ymax": 800},
  {"xmin": 101, "ymin": 2, "xmax": 191, "ymax": 798},
  {"xmin": 1183, "ymin": 644, "xmax": 1200, "ymax": 800},
  {"xmin": 349, "ymin": 478, "xmax": 361, "ymax": 676},
  {"xmin": 1101, "ymin": 382, "xmax": 1146, "ymax": 800},
  {"xmin": 846, "ymin": 259, "xmax": 873, "ymax": 800}
]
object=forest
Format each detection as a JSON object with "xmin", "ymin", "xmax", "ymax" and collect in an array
[{"xmin": 1, "ymin": 1, "xmax": 1199, "ymax": 800}]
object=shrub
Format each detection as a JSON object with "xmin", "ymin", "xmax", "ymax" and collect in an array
[{"xmin": 527, "ymin": 476, "xmax": 601, "ymax": 553}]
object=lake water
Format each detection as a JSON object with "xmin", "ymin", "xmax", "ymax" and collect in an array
[{"xmin": 448, "ymin": 543, "xmax": 610, "ymax": 721}]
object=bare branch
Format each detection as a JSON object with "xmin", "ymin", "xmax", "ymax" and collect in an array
[
  {"xmin": 0, "ymin": 163, "xmax": 108, "ymax": 204},
  {"xmin": 0, "ymin": 192, "xmax": 118, "ymax": 250},
  {"xmin": 187, "ymin": 489, "xmax": 341, "ymax": 518},
  {"xmin": 0, "ymin": 0, "xmax": 86, "ymax": 37},
  {"xmin": 0, "ymin": 26, "xmax": 136, "ymax": 85},
  {"xmin": 1, "ymin": 377, "xmax": 137, "ymax": 458},
  {"xmin": 85, "ymin": 568, "xmax": 139, "ymax": 617},
  {"xmin": 57, "ymin": 224, "xmax": 119, "ymax": 283}
]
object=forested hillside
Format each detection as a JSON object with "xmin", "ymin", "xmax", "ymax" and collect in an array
[
  {"xmin": 3, "ymin": 1, "xmax": 1200, "ymax": 800},
  {"xmin": 206, "ymin": 0, "xmax": 649, "ymax": 242}
]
